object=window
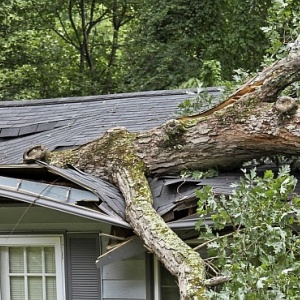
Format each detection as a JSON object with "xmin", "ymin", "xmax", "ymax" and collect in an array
[
  {"xmin": 153, "ymin": 256, "xmax": 180, "ymax": 300},
  {"xmin": 0, "ymin": 236, "xmax": 64, "ymax": 300}
]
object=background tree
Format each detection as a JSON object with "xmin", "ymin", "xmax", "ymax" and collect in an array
[
  {"xmin": 0, "ymin": 0, "xmax": 298, "ymax": 99},
  {"xmin": 122, "ymin": 0, "xmax": 272, "ymax": 91},
  {"xmin": 0, "ymin": 0, "xmax": 140, "ymax": 99},
  {"xmin": 25, "ymin": 47, "xmax": 300, "ymax": 298}
]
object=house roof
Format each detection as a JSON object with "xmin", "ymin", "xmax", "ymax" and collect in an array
[
  {"xmin": 0, "ymin": 88, "xmax": 221, "ymax": 164},
  {"xmin": 0, "ymin": 88, "xmax": 231, "ymax": 230}
]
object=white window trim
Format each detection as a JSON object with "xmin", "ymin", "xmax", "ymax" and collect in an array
[
  {"xmin": 153, "ymin": 256, "xmax": 161, "ymax": 300},
  {"xmin": 0, "ymin": 235, "xmax": 65, "ymax": 300}
]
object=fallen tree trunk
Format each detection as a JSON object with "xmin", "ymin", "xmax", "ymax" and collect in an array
[{"xmin": 24, "ymin": 52, "xmax": 300, "ymax": 299}]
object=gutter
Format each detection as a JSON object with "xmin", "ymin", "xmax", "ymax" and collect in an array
[{"xmin": 0, "ymin": 188, "xmax": 131, "ymax": 228}]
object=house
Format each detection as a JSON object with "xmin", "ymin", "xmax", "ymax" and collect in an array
[{"xmin": 0, "ymin": 87, "xmax": 246, "ymax": 300}]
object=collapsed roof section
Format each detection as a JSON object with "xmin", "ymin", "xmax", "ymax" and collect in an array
[
  {"xmin": 0, "ymin": 88, "xmax": 225, "ymax": 229},
  {"xmin": 0, "ymin": 162, "xmax": 251, "ymax": 230}
]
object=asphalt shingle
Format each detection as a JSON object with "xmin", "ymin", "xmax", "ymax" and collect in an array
[{"xmin": 0, "ymin": 88, "xmax": 221, "ymax": 164}]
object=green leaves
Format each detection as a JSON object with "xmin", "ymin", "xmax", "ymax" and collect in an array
[
  {"xmin": 0, "ymin": 0, "xmax": 297, "ymax": 99},
  {"xmin": 181, "ymin": 168, "xmax": 219, "ymax": 180},
  {"xmin": 122, "ymin": 0, "xmax": 271, "ymax": 91},
  {"xmin": 0, "ymin": 0, "xmax": 141, "ymax": 100},
  {"xmin": 176, "ymin": 86, "xmax": 218, "ymax": 117},
  {"xmin": 263, "ymin": 0, "xmax": 300, "ymax": 62},
  {"xmin": 196, "ymin": 166, "xmax": 300, "ymax": 298}
]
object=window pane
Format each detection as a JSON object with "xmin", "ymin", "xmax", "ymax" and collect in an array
[
  {"xmin": 27, "ymin": 247, "xmax": 42, "ymax": 273},
  {"xmin": 9, "ymin": 247, "xmax": 24, "ymax": 273},
  {"xmin": 10, "ymin": 276, "xmax": 25, "ymax": 300},
  {"xmin": 160, "ymin": 264, "xmax": 180, "ymax": 300},
  {"xmin": 1, "ymin": 237, "xmax": 62, "ymax": 300},
  {"xmin": 28, "ymin": 276, "xmax": 43, "ymax": 300},
  {"xmin": 46, "ymin": 276, "xmax": 57, "ymax": 300},
  {"xmin": 45, "ymin": 247, "xmax": 56, "ymax": 273}
]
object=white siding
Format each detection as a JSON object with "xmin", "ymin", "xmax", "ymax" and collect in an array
[{"xmin": 102, "ymin": 254, "xmax": 146, "ymax": 300}]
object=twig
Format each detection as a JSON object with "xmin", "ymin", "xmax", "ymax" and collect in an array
[
  {"xmin": 194, "ymin": 231, "xmax": 241, "ymax": 251},
  {"xmin": 204, "ymin": 275, "xmax": 231, "ymax": 287}
]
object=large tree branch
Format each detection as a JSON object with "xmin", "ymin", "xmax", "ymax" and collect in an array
[
  {"xmin": 29, "ymin": 128, "xmax": 207, "ymax": 299},
  {"xmin": 23, "ymin": 53, "xmax": 300, "ymax": 299}
]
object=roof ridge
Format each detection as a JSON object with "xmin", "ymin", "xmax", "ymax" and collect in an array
[{"xmin": 0, "ymin": 88, "xmax": 220, "ymax": 108}]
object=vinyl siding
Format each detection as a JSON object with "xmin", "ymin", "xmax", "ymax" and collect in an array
[{"xmin": 102, "ymin": 254, "xmax": 146, "ymax": 300}]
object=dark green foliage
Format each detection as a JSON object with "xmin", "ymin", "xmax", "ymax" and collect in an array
[
  {"xmin": 196, "ymin": 166, "xmax": 300, "ymax": 298},
  {"xmin": 208, "ymin": 0, "xmax": 272, "ymax": 79},
  {"xmin": 262, "ymin": 0, "xmax": 300, "ymax": 60},
  {"xmin": 0, "ymin": 0, "xmax": 296, "ymax": 99},
  {"xmin": 0, "ymin": 0, "xmax": 139, "ymax": 100},
  {"xmin": 262, "ymin": 0, "xmax": 300, "ymax": 97},
  {"xmin": 122, "ymin": 0, "xmax": 225, "ymax": 91},
  {"xmin": 122, "ymin": 0, "xmax": 272, "ymax": 91}
]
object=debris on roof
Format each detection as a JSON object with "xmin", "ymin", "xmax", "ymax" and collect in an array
[{"xmin": 3, "ymin": 88, "xmax": 297, "ymax": 230}]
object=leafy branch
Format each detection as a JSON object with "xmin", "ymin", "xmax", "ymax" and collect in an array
[{"xmin": 195, "ymin": 166, "xmax": 300, "ymax": 298}]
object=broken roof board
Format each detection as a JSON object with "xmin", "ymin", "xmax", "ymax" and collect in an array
[
  {"xmin": 0, "ymin": 175, "xmax": 99, "ymax": 204},
  {"xmin": 0, "ymin": 184, "xmax": 130, "ymax": 228}
]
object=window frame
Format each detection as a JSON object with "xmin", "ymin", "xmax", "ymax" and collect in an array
[
  {"xmin": 0, "ymin": 235, "xmax": 65, "ymax": 300},
  {"xmin": 152, "ymin": 256, "xmax": 180, "ymax": 300}
]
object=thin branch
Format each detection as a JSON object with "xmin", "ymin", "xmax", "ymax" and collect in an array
[
  {"xmin": 30, "ymin": 0, "xmax": 79, "ymax": 50},
  {"xmin": 217, "ymin": 196, "xmax": 240, "ymax": 231},
  {"xmin": 194, "ymin": 231, "xmax": 240, "ymax": 251},
  {"xmin": 86, "ymin": 8, "xmax": 110, "ymax": 35},
  {"xmin": 68, "ymin": 0, "xmax": 82, "ymax": 47},
  {"xmin": 54, "ymin": 9, "xmax": 80, "ymax": 50},
  {"xmin": 204, "ymin": 276, "xmax": 231, "ymax": 287},
  {"xmin": 89, "ymin": 0, "xmax": 96, "ymax": 24},
  {"xmin": 118, "ymin": 15, "xmax": 135, "ymax": 27},
  {"xmin": 203, "ymin": 260, "xmax": 220, "ymax": 276},
  {"xmin": 79, "ymin": 0, "xmax": 93, "ymax": 70}
]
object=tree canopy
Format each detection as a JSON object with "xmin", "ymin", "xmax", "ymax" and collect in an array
[{"xmin": 2, "ymin": 0, "xmax": 299, "ymax": 99}]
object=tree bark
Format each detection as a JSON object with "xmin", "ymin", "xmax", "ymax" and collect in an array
[{"xmin": 24, "ymin": 53, "xmax": 300, "ymax": 299}]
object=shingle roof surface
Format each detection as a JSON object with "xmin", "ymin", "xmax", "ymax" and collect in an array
[
  {"xmin": 0, "ymin": 88, "xmax": 221, "ymax": 164},
  {"xmin": 0, "ymin": 88, "xmax": 227, "ymax": 228}
]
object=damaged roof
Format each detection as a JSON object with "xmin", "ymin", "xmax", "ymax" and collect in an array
[
  {"xmin": 0, "ymin": 88, "xmax": 221, "ymax": 164},
  {"xmin": 0, "ymin": 88, "xmax": 226, "ymax": 229}
]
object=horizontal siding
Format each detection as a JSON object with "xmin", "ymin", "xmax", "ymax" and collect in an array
[
  {"xmin": 103, "ymin": 280, "xmax": 146, "ymax": 299},
  {"xmin": 102, "ymin": 254, "xmax": 146, "ymax": 300}
]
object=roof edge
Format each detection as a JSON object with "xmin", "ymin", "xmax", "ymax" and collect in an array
[{"xmin": 0, "ymin": 188, "xmax": 131, "ymax": 228}]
